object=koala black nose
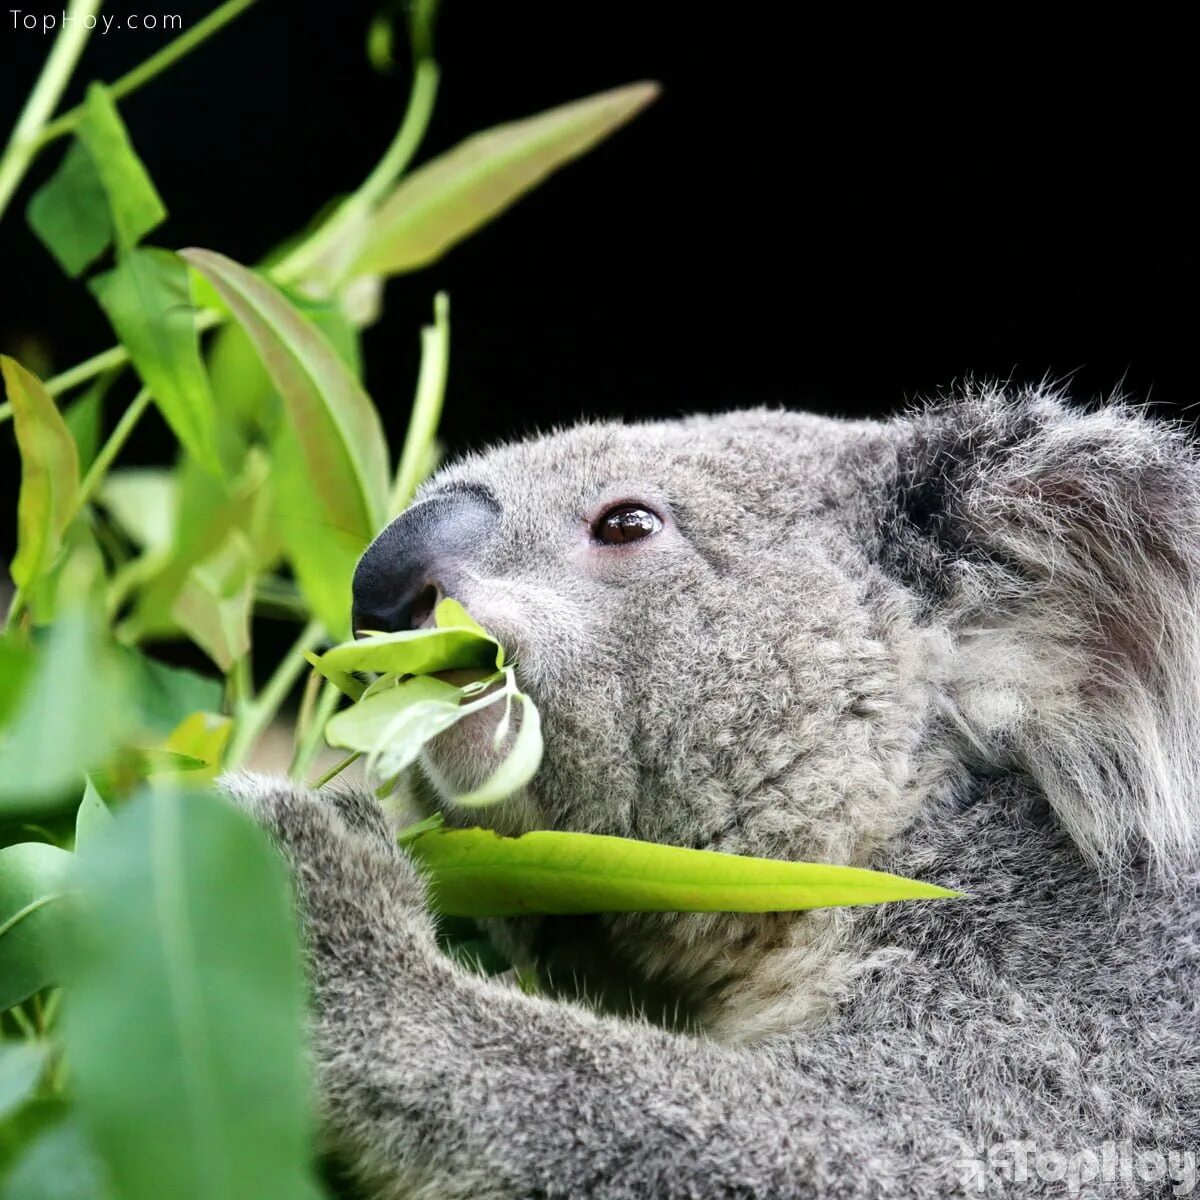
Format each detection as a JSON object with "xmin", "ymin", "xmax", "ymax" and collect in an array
[{"xmin": 351, "ymin": 487, "xmax": 499, "ymax": 634}]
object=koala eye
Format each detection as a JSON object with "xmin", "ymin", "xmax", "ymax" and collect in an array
[{"xmin": 593, "ymin": 504, "xmax": 663, "ymax": 545}]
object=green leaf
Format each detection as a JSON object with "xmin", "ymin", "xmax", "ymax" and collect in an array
[
  {"xmin": 63, "ymin": 788, "xmax": 324, "ymax": 1200},
  {"xmin": 172, "ymin": 532, "xmax": 254, "ymax": 672},
  {"xmin": 453, "ymin": 684, "xmax": 542, "ymax": 807},
  {"xmin": 315, "ymin": 622, "xmax": 501, "ymax": 677},
  {"xmin": 113, "ymin": 645, "xmax": 223, "ymax": 736},
  {"xmin": 318, "ymin": 600, "xmax": 538, "ymax": 804},
  {"xmin": 405, "ymin": 827, "xmax": 965, "ymax": 918},
  {"xmin": 89, "ymin": 249, "xmax": 221, "ymax": 473},
  {"xmin": 76, "ymin": 82, "xmax": 166, "ymax": 249},
  {"xmin": 0, "ymin": 615, "xmax": 126, "ymax": 816},
  {"xmin": 0, "ymin": 842, "xmax": 72, "ymax": 1010},
  {"xmin": 352, "ymin": 81, "xmax": 660, "ymax": 277},
  {"xmin": 63, "ymin": 374, "xmax": 107, "ymax": 472},
  {"xmin": 326, "ymin": 674, "xmax": 477, "ymax": 765},
  {"xmin": 74, "ymin": 778, "xmax": 114, "ymax": 855},
  {"xmin": 0, "ymin": 639, "xmax": 33, "ymax": 729},
  {"xmin": 162, "ymin": 712, "xmax": 232, "ymax": 778},
  {"xmin": 25, "ymin": 139, "xmax": 113, "ymax": 277},
  {"xmin": 1, "ymin": 357, "xmax": 80, "ymax": 594},
  {"xmin": 99, "ymin": 467, "xmax": 177, "ymax": 552},
  {"xmin": 0, "ymin": 1112, "xmax": 109, "ymax": 1200},
  {"xmin": 0, "ymin": 1042, "xmax": 47, "ymax": 1121},
  {"xmin": 181, "ymin": 248, "xmax": 388, "ymax": 638},
  {"xmin": 302, "ymin": 650, "xmax": 363, "ymax": 702},
  {"xmin": 123, "ymin": 451, "xmax": 270, "ymax": 638},
  {"xmin": 390, "ymin": 291, "xmax": 449, "ymax": 517}
]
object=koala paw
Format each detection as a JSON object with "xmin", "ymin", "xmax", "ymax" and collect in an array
[{"xmin": 218, "ymin": 772, "xmax": 439, "ymax": 984}]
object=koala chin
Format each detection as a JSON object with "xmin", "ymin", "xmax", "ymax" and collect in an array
[{"xmin": 226, "ymin": 382, "xmax": 1200, "ymax": 1200}]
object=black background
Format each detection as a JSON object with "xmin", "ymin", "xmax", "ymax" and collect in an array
[{"xmin": 1, "ymin": 3, "xmax": 1195, "ymax": 561}]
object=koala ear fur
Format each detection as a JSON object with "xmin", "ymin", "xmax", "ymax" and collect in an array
[{"xmin": 883, "ymin": 384, "xmax": 1200, "ymax": 877}]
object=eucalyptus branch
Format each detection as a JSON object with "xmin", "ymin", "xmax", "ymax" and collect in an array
[
  {"xmin": 75, "ymin": 386, "xmax": 152, "ymax": 513},
  {"xmin": 225, "ymin": 619, "xmax": 326, "ymax": 768},
  {"xmin": 390, "ymin": 291, "xmax": 450, "ymax": 516},
  {"xmin": 11, "ymin": 50, "xmax": 441, "ymax": 411},
  {"xmin": 291, "ymin": 678, "xmax": 343, "ymax": 781},
  {"xmin": 0, "ymin": 0, "xmax": 102, "ymax": 221}
]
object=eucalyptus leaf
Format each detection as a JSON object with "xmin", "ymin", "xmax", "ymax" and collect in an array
[
  {"xmin": 390, "ymin": 291, "xmax": 449, "ymax": 516},
  {"xmin": 75, "ymin": 82, "xmax": 166, "ymax": 249},
  {"xmin": 316, "ymin": 621, "xmax": 501, "ymax": 677},
  {"xmin": 406, "ymin": 827, "xmax": 964, "ymax": 918},
  {"xmin": 113, "ymin": 645, "xmax": 223, "ymax": 736},
  {"xmin": 1, "ymin": 357, "xmax": 80, "ymax": 594},
  {"xmin": 99, "ymin": 468, "xmax": 177, "ymax": 552},
  {"xmin": 0, "ymin": 841, "xmax": 73, "ymax": 1010},
  {"xmin": 124, "ymin": 451, "xmax": 269, "ymax": 638},
  {"xmin": 163, "ymin": 712, "xmax": 232, "ymax": 776},
  {"xmin": 352, "ymin": 81, "xmax": 659, "ymax": 277},
  {"xmin": 316, "ymin": 600, "xmax": 539, "ymax": 803},
  {"xmin": 302, "ymin": 650, "xmax": 364, "ymax": 702},
  {"xmin": 0, "ymin": 639, "xmax": 32, "ymax": 729},
  {"xmin": 63, "ymin": 788, "xmax": 324, "ymax": 1200},
  {"xmin": 181, "ymin": 248, "xmax": 388, "ymax": 638},
  {"xmin": 74, "ymin": 777, "xmax": 113, "ymax": 855},
  {"xmin": 0, "ymin": 614, "xmax": 126, "ymax": 815},
  {"xmin": 454, "ymin": 685, "xmax": 542, "ymax": 807},
  {"xmin": 89, "ymin": 249, "xmax": 221, "ymax": 473},
  {"xmin": 63, "ymin": 373, "xmax": 108, "ymax": 472},
  {"xmin": 172, "ymin": 532, "xmax": 254, "ymax": 672},
  {"xmin": 326, "ymin": 674, "xmax": 492, "ymax": 767},
  {"xmin": 0, "ymin": 1114, "xmax": 110, "ymax": 1200},
  {"xmin": 0, "ymin": 1041, "xmax": 47, "ymax": 1121},
  {"xmin": 25, "ymin": 139, "xmax": 113, "ymax": 277}
]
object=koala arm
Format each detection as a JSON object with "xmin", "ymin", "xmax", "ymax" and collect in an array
[{"xmin": 223, "ymin": 775, "xmax": 964, "ymax": 1200}]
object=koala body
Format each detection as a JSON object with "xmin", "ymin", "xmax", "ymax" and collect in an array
[{"xmin": 229, "ymin": 383, "xmax": 1200, "ymax": 1198}]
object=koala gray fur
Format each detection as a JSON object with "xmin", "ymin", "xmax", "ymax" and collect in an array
[{"xmin": 224, "ymin": 381, "xmax": 1200, "ymax": 1198}]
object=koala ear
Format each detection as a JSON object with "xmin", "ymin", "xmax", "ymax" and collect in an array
[{"xmin": 883, "ymin": 385, "xmax": 1200, "ymax": 876}]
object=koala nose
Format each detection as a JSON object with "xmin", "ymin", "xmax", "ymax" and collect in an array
[{"xmin": 351, "ymin": 487, "xmax": 499, "ymax": 634}]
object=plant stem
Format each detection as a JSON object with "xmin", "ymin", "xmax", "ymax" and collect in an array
[
  {"xmin": 4, "ymin": 587, "xmax": 26, "ymax": 635},
  {"xmin": 75, "ymin": 386, "xmax": 152, "ymax": 513},
  {"xmin": 225, "ymin": 619, "xmax": 325, "ymax": 767},
  {"xmin": 289, "ymin": 667, "xmax": 323, "ymax": 770},
  {"xmin": 37, "ymin": 0, "xmax": 260, "ymax": 146},
  {"xmin": 0, "ymin": 0, "xmax": 101, "ymax": 222},
  {"xmin": 291, "ymin": 678, "xmax": 342, "ymax": 780},
  {"xmin": 309, "ymin": 751, "xmax": 360, "ymax": 790},
  {"xmin": 272, "ymin": 57, "xmax": 440, "ymax": 286},
  {"xmin": 390, "ymin": 291, "xmax": 450, "ymax": 516}
]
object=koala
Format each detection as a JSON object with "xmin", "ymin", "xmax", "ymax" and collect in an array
[{"xmin": 226, "ymin": 382, "xmax": 1200, "ymax": 1199}]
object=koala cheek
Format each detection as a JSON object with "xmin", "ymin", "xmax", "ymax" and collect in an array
[{"xmin": 451, "ymin": 579, "xmax": 596, "ymax": 692}]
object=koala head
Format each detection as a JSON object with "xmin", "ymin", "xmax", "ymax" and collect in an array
[{"xmin": 353, "ymin": 385, "xmax": 1200, "ymax": 1033}]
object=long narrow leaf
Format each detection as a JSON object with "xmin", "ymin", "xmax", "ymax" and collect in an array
[
  {"xmin": 0, "ymin": 614, "xmax": 126, "ymax": 814},
  {"xmin": 352, "ymin": 81, "xmax": 659, "ymax": 276},
  {"xmin": 181, "ymin": 248, "xmax": 388, "ymax": 637},
  {"xmin": 406, "ymin": 826, "xmax": 964, "ymax": 918},
  {"xmin": 1, "ymin": 357, "xmax": 80, "ymax": 594}
]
